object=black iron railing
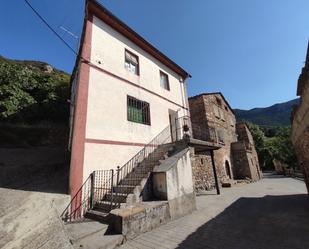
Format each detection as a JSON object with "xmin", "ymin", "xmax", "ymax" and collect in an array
[
  {"xmin": 112, "ymin": 124, "xmax": 173, "ymax": 204},
  {"xmin": 190, "ymin": 120, "xmax": 218, "ymax": 143},
  {"xmin": 62, "ymin": 115, "xmax": 219, "ymax": 222},
  {"xmin": 61, "ymin": 174, "xmax": 93, "ymax": 222}
]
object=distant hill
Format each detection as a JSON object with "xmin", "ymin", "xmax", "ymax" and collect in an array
[{"xmin": 234, "ymin": 98, "xmax": 300, "ymax": 127}]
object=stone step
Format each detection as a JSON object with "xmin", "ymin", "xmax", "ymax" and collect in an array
[
  {"xmin": 113, "ymin": 185, "xmax": 136, "ymax": 194},
  {"xmin": 157, "ymin": 143, "xmax": 174, "ymax": 149},
  {"xmin": 138, "ymin": 160, "xmax": 161, "ymax": 167},
  {"xmin": 84, "ymin": 209, "xmax": 110, "ymax": 223},
  {"xmin": 127, "ymin": 170, "xmax": 150, "ymax": 176},
  {"xmin": 119, "ymin": 177, "xmax": 144, "ymax": 186},
  {"xmin": 103, "ymin": 193, "xmax": 127, "ymax": 203},
  {"xmin": 126, "ymin": 171, "xmax": 150, "ymax": 179},
  {"xmin": 120, "ymin": 177, "xmax": 143, "ymax": 186},
  {"xmin": 94, "ymin": 202, "xmax": 119, "ymax": 212}
]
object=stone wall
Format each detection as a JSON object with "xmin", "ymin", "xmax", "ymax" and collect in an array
[
  {"xmin": 233, "ymin": 123, "xmax": 262, "ymax": 181},
  {"xmin": 189, "ymin": 93, "xmax": 261, "ymax": 191},
  {"xmin": 190, "ymin": 149, "xmax": 229, "ymax": 191},
  {"xmin": 189, "ymin": 93, "xmax": 238, "ymax": 191},
  {"xmin": 292, "ymin": 42, "xmax": 309, "ymax": 194},
  {"xmin": 191, "ymin": 150, "xmax": 214, "ymax": 191},
  {"xmin": 231, "ymin": 141, "xmax": 261, "ymax": 181}
]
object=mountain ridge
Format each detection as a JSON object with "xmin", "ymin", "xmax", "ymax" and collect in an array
[{"xmin": 234, "ymin": 98, "xmax": 299, "ymax": 127}]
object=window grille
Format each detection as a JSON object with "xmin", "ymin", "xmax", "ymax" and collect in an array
[{"xmin": 127, "ymin": 96, "xmax": 151, "ymax": 125}]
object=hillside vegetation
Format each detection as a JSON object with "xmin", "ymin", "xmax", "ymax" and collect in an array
[
  {"xmin": 234, "ymin": 98, "xmax": 299, "ymax": 127},
  {"xmin": 0, "ymin": 55, "xmax": 70, "ymax": 147},
  {"xmin": 0, "ymin": 55, "xmax": 70, "ymax": 123},
  {"xmin": 235, "ymin": 99, "xmax": 299, "ymax": 170},
  {"xmin": 247, "ymin": 123, "xmax": 297, "ymax": 170}
]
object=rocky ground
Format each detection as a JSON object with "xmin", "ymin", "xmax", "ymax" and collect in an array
[{"xmin": 0, "ymin": 147, "xmax": 72, "ymax": 249}]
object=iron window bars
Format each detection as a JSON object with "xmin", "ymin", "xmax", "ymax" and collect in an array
[{"xmin": 127, "ymin": 95, "xmax": 151, "ymax": 125}]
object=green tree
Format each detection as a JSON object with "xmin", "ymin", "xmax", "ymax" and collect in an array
[
  {"xmin": 0, "ymin": 57, "xmax": 70, "ymax": 124},
  {"xmin": 247, "ymin": 122, "xmax": 298, "ymax": 170}
]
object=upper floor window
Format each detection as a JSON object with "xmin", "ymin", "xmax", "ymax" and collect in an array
[
  {"xmin": 125, "ymin": 49, "xmax": 139, "ymax": 75},
  {"xmin": 127, "ymin": 95, "xmax": 151, "ymax": 125},
  {"xmin": 215, "ymin": 97, "xmax": 222, "ymax": 107},
  {"xmin": 217, "ymin": 129, "xmax": 225, "ymax": 144},
  {"xmin": 160, "ymin": 71, "xmax": 170, "ymax": 90}
]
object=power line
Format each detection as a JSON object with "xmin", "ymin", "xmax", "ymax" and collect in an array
[{"xmin": 23, "ymin": 0, "xmax": 78, "ymax": 56}]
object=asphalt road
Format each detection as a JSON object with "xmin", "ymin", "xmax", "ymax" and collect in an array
[{"xmin": 118, "ymin": 173, "xmax": 309, "ymax": 249}]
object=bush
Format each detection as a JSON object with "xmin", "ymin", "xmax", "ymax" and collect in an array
[{"xmin": 0, "ymin": 56, "xmax": 70, "ymax": 124}]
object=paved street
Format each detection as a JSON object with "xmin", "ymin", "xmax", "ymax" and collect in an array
[{"xmin": 118, "ymin": 173, "xmax": 309, "ymax": 249}]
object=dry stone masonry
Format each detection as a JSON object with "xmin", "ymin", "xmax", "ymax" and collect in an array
[
  {"xmin": 292, "ymin": 41, "xmax": 309, "ymax": 194},
  {"xmin": 189, "ymin": 93, "xmax": 262, "ymax": 192}
]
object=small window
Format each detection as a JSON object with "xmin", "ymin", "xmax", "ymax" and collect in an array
[
  {"xmin": 214, "ymin": 105, "xmax": 220, "ymax": 118},
  {"xmin": 230, "ymin": 117, "xmax": 235, "ymax": 127},
  {"xmin": 217, "ymin": 130, "xmax": 225, "ymax": 144},
  {"xmin": 125, "ymin": 49, "xmax": 139, "ymax": 75},
  {"xmin": 160, "ymin": 71, "xmax": 170, "ymax": 90},
  {"xmin": 215, "ymin": 97, "xmax": 222, "ymax": 107},
  {"xmin": 127, "ymin": 96, "xmax": 150, "ymax": 125},
  {"xmin": 219, "ymin": 109, "xmax": 225, "ymax": 121}
]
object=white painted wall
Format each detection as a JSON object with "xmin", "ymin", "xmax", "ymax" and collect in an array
[
  {"xmin": 166, "ymin": 150, "xmax": 194, "ymax": 200},
  {"xmin": 82, "ymin": 16, "xmax": 189, "ymax": 181}
]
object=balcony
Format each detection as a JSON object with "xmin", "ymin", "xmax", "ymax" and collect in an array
[{"xmin": 174, "ymin": 116, "xmax": 221, "ymax": 151}]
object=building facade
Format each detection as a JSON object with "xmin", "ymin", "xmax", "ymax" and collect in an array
[
  {"xmin": 292, "ymin": 41, "xmax": 309, "ymax": 194},
  {"xmin": 189, "ymin": 93, "xmax": 238, "ymax": 191},
  {"xmin": 232, "ymin": 123, "xmax": 261, "ymax": 181},
  {"xmin": 69, "ymin": 0, "xmax": 191, "ymax": 198},
  {"xmin": 189, "ymin": 93, "xmax": 261, "ymax": 191}
]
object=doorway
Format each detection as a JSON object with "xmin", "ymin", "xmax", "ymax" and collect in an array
[{"xmin": 169, "ymin": 110, "xmax": 177, "ymax": 142}]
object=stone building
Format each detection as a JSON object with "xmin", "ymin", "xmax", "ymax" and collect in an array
[
  {"xmin": 232, "ymin": 123, "xmax": 261, "ymax": 181},
  {"xmin": 189, "ymin": 93, "xmax": 261, "ymax": 191},
  {"xmin": 292, "ymin": 41, "xmax": 309, "ymax": 194}
]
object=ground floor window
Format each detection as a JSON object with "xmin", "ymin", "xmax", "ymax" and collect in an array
[{"xmin": 127, "ymin": 95, "xmax": 151, "ymax": 125}]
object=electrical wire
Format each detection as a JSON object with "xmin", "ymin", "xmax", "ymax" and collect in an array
[{"xmin": 23, "ymin": 0, "xmax": 78, "ymax": 56}]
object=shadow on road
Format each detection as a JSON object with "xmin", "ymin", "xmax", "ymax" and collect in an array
[
  {"xmin": 177, "ymin": 194, "xmax": 309, "ymax": 249},
  {"xmin": 262, "ymin": 172, "xmax": 287, "ymax": 179}
]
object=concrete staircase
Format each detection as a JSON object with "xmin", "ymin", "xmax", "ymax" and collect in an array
[{"xmin": 85, "ymin": 143, "xmax": 177, "ymax": 222}]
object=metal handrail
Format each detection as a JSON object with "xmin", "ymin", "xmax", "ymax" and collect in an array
[
  {"xmin": 61, "ymin": 174, "xmax": 93, "ymax": 222},
  {"xmin": 61, "ymin": 115, "xmax": 218, "ymax": 222}
]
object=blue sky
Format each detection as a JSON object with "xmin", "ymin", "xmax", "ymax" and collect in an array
[{"xmin": 1, "ymin": 0, "xmax": 308, "ymax": 109}]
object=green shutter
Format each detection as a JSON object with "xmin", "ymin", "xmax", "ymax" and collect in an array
[{"xmin": 128, "ymin": 106, "xmax": 143, "ymax": 123}]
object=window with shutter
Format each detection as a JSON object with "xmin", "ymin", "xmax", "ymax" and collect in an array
[
  {"xmin": 160, "ymin": 71, "xmax": 170, "ymax": 90},
  {"xmin": 125, "ymin": 49, "xmax": 139, "ymax": 75}
]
